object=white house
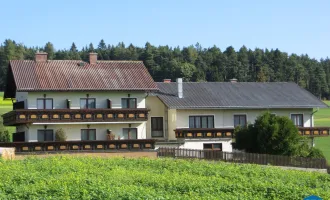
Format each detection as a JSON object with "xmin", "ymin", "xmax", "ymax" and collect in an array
[
  {"xmin": 146, "ymin": 78, "xmax": 329, "ymax": 152},
  {"xmin": 2, "ymin": 52, "xmax": 158, "ymax": 143}
]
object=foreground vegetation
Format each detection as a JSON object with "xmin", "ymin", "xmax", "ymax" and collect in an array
[
  {"xmin": 0, "ymin": 156, "xmax": 329, "ymax": 199},
  {"xmin": 235, "ymin": 112, "xmax": 324, "ymax": 158}
]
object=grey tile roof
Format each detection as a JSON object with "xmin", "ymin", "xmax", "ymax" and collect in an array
[{"xmin": 154, "ymin": 82, "xmax": 328, "ymax": 109}]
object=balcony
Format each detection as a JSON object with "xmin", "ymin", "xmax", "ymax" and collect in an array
[
  {"xmin": 0, "ymin": 139, "xmax": 156, "ymax": 152},
  {"xmin": 175, "ymin": 128, "xmax": 235, "ymax": 139},
  {"xmin": 2, "ymin": 108, "xmax": 149, "ymax": 126},
  {"xmin": 175, "ymin": 127, "xmax": 330, "ymax": 139},
  {"xmin": 298, "ymin": 127, "xmax": 330, "ymax": 137}
]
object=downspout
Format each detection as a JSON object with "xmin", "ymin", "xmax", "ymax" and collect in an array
[{"xmin": 310, "ymin": 107, "xmax": 319, "ymax": 147}]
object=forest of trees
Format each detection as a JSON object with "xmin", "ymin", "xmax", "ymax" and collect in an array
[{"xmin": 0, "ymin": 39, "xmax": 329, "ymax": 99}]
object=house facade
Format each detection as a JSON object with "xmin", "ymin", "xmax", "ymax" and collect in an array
[
  {"xmin": 2, "ymin": 52, "xmax": 329, "ymax": 152},
  {"xmin": 146, "ymin": 79, "xmax": 329, "ymax": 152},
  {"xmin": 3, "ymin": 52, "xmax": 157, "ymax": 143}
]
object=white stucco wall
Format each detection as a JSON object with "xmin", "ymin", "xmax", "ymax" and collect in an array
[
  {"xmin": 26, "ymin": 91, "xmax": 146, "ymax": 109},
  {"xmin": 15, "ymin": 92, "xmax": 28, "ymax": 108},
  {"xmin": 175, "ymin": 109, "xmax": 313, "ymax": 129},
  {"xmin": 179, "ymin": 139, "xmax": 233, "ymax": 152},
  {"xmin": 25, "ymin": 123, "xmax": 146, "ymax": 142}
]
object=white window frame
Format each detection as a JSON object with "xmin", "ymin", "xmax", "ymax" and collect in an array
[
  {"xmin": 233, "ymin": 113, "xmax": 248, "ymax": 127},
  {"xmin": 290, "ymin": 113, "xmax": 304, "ymax": 127},
  {"xmin": 188, "ymin": 114, "xmax": 215, "ymax": 128}
]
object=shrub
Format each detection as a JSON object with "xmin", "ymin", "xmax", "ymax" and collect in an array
[
  {"xmin": 307, "ymin": 147, "xmax": 325, "ymax": 159},
  {"xmin": 0, "ymin": 130, "xmax": 10, "ymax": 142},
  {"xmin": 55, "ymin": 128, "xmax": 67, "ymax": 141},
  {"xmin": 235, "ymin": 112, "xmax": 306, "ymax": 156}
]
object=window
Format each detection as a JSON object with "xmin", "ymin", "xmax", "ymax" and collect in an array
[
  {"xmin": 234, "ymin": 115, "xmax": 247, "ymax": 127},
  {"xmin": 80, "ymin": 98, "xmax": 96, "ymax": 109},
  {"xmin": 151, "ymin": 117, "xmax": 163, "ymax": 137},
  {"xmin": 123, "ymin": 128, "xmax": 137, "ymax": 139},
  {"xmin": 291, "ymin": 114, "xmax": 303, "ymax": 127},
  {"xmin": 121, "ymin": 98, "xmax": 137, "ymax": 109},
  {"xmin": 37, "ymin": 98, "xmax": 53, "ymax": 109},
  {"xmin": 81, "ymin": 129, "xmax": 96, "ymax": 140},
  {"xmin": 203, "ymin": 143, "xmax": 222, "ymax": 150},
  {"xmin": 37, "ymin": 130, "xmax": 54, "ymax": 142},
  {"xmin": 189, "ymin": 116, "xmax": 214, "ymax": 128}
]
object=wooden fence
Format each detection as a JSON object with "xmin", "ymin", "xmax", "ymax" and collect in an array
[{"xmin": 157, "ymin": 147, "xmax": 327, "ymax": 169}]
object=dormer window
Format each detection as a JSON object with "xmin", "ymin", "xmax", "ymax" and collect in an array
[
  {"xmin": 121, "ymin": 98, "xmax": 137, "ymax": 109},
  {"xmin": 37, "ymin": 98, "xmax": 53, "ymax": 109},
  {"xmin": 80, "ymin": 98, "xmax": 96, "ymax": 109}
]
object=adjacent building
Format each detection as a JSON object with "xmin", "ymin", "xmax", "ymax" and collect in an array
[
  {"xmin": 3, "ymin": 52, "xmax": 157, "ymax": 143},
  {"xmin": 146, "ymin": 79, "xmax": 329, "ymax": 151}
]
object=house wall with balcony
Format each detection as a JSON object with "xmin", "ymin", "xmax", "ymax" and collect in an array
[
  {"xmin": 175, "ymin": 108, "xmax": 313, "ymax": 130},
  {"xmin": 21, "ymin": 123, "xmax": 146, "ymax": 142},
  {"xmin": 16, "ymin": 91, "xmax": 146, "ymax": 109}
]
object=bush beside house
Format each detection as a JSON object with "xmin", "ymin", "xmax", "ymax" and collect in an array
[{"xmin": 235, "ymin": 112, "xmax": 325, "ymax": 159}]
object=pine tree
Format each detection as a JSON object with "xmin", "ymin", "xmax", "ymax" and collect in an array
[{"xmin": 44, "ymin": 42, "xmax": 55, "ymax": 60}]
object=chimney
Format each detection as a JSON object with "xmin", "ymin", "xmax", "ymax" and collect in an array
[
  {"xmin": 163, "ymin": 79, "xmax": 171, "ymax": 83},
  {"xmin": 177, "ymin": 78, "xmax": 183, "ymax": 98},
  {"xmin": 230, "ymin": 78, "xmax": 238, "ymax": 83},
  {"xmin": 89, "ymin": 52, "xmax": 98, "ymax": 65},
  {"xmin": 35, "ymin": 52, "xmax": 48, "ymax": 62}
]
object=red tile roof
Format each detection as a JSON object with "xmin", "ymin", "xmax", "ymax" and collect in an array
[{"xmin": 9, "ymin": 60, "xmax": 158, "ymax": 91}]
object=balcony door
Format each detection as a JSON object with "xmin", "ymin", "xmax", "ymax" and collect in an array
[
  {"xmin": 80, "ymin": 98, "xmax": 96, "ymax": 109},
  {"xmin": 121, "ymin": 98, "xmax": 137, "ymax": 109},
  {"xmin": 37, "ymin": 98, "xmax": 53, "ymax": 109},
  {"xmin": 37, "ymin": 130, "xmax": 54, "ymax": 142}
]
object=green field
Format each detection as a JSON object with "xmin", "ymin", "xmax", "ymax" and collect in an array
[
  {"xmin": 0, "ymin": 92, "xmax": 15, "ymax": 135},
  {"xmin": 0, "ymin": 156, "xmax": 328, "ymax": 199},
  {"xmin": 314, "ymin": 101, "xmax": 330, "ymax": 162}
]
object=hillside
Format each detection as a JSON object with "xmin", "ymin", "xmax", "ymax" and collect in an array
[{"xmin": 0, "ymin": 156, "xmax": 329, "ymax": 199}]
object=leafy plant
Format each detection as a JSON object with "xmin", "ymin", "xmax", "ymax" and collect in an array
[
  {"xmin": 55, "ymin": 128, "xmax": 67, "ymax": 141},
  {"xmin": 235, "ymin": 112, "xmax": 324, "ymax": 158},
  {"xmin": 0, "ymin": 129, "xmax": 10, "ymax": 142},
  {"xmin": 0, "ymin": 157, "xmax": 329, "ymax": 199}
]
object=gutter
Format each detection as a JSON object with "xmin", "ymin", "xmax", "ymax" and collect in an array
[{"xmin": 310, "ymin": 108, "xmax": 319, "ymax": 128}]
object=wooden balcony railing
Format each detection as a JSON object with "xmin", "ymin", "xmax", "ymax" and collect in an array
[
  {"xmin": 175, "ymin": 128, "xmax": 235, "ymax": 139},
  {"xmin": 0, "ymin": 139, "xmax": 156, "ymax": 152},
  {"xmin": 175, "ymin": 127, "xmax": 330, "ymax": 139},
  {"xmin": 298, "ymin": 127, "xmax": 330, "ymax": 137},
  {"xmin": 2, "ymin": 108, "xmax": 149, "ymax": 126}
]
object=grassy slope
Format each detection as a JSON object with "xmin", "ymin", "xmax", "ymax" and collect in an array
[
  {"xmin": 314, "ymin": 101, "xmax": 330, "ymax": 162},
  {"xmin": 0, "ymin": 92, "xmax": 15, "ymax": 135},
  {"xmin": 0, "ymin": 156, "xmax": 329, "ymax": 199}
]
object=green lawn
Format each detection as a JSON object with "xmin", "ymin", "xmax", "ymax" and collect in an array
[
  {"xmin": 314, "ymin": 101, "xmax": 330, "ymax": 162},
  {"xmin": 0, "ymin": 92, "xmax": 15, "ymax": 136},
  {"xmin": 0, "ymin": 156, "xmax": 329, "ymax": 199}
]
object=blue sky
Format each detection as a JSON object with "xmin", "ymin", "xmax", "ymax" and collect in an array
[{"xmin": 0, "ymin": 0, "xmax": 329, "ymax": 59}]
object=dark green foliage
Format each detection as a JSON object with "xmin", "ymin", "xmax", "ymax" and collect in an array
[
  {"xmin": 55, "ymin": 128, "xmax": 67, "ymax": 141},
  {"xmin": 0, "ymin": 129, "xmax": 10, "ymax": 142},
  {"xmin": 0, "ymin": 39, "xmax": 329, "ymax": 98},
  {"xmin": 235, "ymin": 112, "xmax": 325, "ymax": 158},
  {"xmin": 308, "ymin": 148, "xmax": 326, "ymax": 159}
]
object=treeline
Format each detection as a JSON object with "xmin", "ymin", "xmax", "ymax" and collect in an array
[{"xmin": 0, "ymin": 39, "xmax": 329, "ymax": 99}]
